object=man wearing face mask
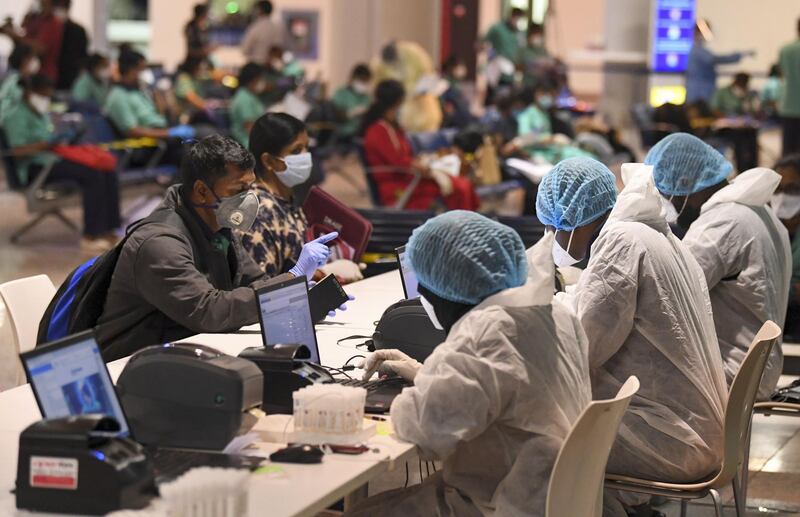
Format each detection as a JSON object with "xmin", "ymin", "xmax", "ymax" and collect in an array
[
  {"xmin": 229, "ymin": 63, "xmax": 267, "ymax": 147},
  {"xmin": 0, "ymin": 43, "xmax": 40, "ymax": 122},
  {"xmin": 647, "ymin": 133, "xmax": 792, "ymax": 399},
  {"xmin": 97, "ymin": 135, "xmax": 337, "ymax": 361},
  {"xmin": 70, "ymin": 53, "xmax": 111, "ymax": 107},
  {"xmin": 331, "ymin": 64, "xmax": 373, "ymax": 141},
  {"xmin": 351, "ymin": 211, "xmax": 591, "ymax": 516},
  {"xmin": 3, "ymin": 73, "xmax": 121, "ymax": 252},
  {"xmin": 440, "ymin": 55, "xmax": 473, "ymax": 129},
  {"xmin": 537, "ymin": 157, "xmax": 727, "ymax": 517}
]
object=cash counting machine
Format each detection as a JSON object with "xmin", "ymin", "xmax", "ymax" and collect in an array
[{"xmin": 116, "ymin": 343, "xmax": 264, "ymax": 450}]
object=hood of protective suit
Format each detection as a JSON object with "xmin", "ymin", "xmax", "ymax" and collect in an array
[
  {"xmin": 608, "ymin": 163, "xmax": 670, "ymax": 233},
  {"xmin": 702, "ymin": 167, "xmax": 781, "ymax": 213}
]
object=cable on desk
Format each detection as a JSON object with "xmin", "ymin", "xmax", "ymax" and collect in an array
[
  {"xmin": 425, "ymin": 461, "xmax": 431, "ymax": 478},
  {"xmin": 418, "ymin": 460, "xmax": 424, "ymax": 484},
  {"xmin": 432, "ymin": 462, "xmax": 437, "ymax": 473},
  {"xmin": 404, "ymin": 462, "xmax": 410, "ymax": 488},
  {"xmin": 345, "ymin": 354, "xmax": 365, "ymax": 367},
  {"xmin": 336, "ymin": 335, "xmax": 374, "ymax": 351},
  {"xmin": 320, "ymin": 365, "xmax": 353, "ymax": 379}
]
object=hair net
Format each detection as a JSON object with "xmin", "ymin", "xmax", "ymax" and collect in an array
[
  {"xmin": 645, "ymin": 133, "xmax": 733, "ymax": 196},
  {"xmin": 406, "ymin": 211, "xmax": 528, "ymax": 305},
  {"xmin": 535, "ymin": 157, "xmax": 618, "ymax": 231}
]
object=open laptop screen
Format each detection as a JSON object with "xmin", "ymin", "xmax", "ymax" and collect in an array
[
  {"xmin": 256, "ymin": 277, "xmax": 321, "ymax": 363},
  {"xmin": 396, "ymin": 246, "xmax": 419, "ymax": 299},
  {"xmin": 22, "ymin": 332, "xmax": 130, "ymax": 437}
]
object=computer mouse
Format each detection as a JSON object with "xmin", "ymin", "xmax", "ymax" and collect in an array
[{"xmin": 269, "ymin": 444, "xmax": 324, "ymax": 464}]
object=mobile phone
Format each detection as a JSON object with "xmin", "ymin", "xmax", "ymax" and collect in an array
[{"xmin": 309, "ymin": 274, "xmax": 350, "ymax": 323}]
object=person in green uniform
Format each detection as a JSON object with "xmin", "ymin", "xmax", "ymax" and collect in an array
[
  {"xmin": 779, "ymin": 18, "xmax": 800, "ymax": 154},
  {"xmin": 711, "ymin": 72, "xmax": 757, "ymax": 116},
  {"xmin": 70, "ymin": 53, "xmax": 111, "ymax": 107},
  {"xmin": 520, "ymin": 23, "xmax": 549, "ymax": 86},
  {"xmin": 229, "ymin": 63, "xmax": 266, "ymax": 147},
  {"xmin": 174, "ymin": 55, "xmax": 211, "ymax": 121},
  {"xmin": 3, "ymin": 73, "xmax": 120, "ymax": 251},
  {"xmin": 774, "ymin": 155, "xmax": 800, "ymax": 337},
  {"xmin": 331, "ymin": 64, "xmax": 372, "ymax": 141},
  {"xmin": 483, "ymin": 7, "xmax": 525, "ymax": 63},
  {"xmin": 103, "ymin": 50, "xmax": 194, "ymax": 140},
  {"xmin": 761, "ymin": 64, "xmax": 783, "ymax": 119},
  {"xmin": 0, "ymin": 43, "xmax": 39, "ymax": 122}
]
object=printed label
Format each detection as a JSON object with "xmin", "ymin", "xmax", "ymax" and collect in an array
[{"xmin": 30, "ymin": 456, "xmax": 78, "ymax": 490}]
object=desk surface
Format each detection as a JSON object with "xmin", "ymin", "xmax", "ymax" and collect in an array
[{"xmin": 0, "ymin": 271, "xmax": 415, "ymax": 517}]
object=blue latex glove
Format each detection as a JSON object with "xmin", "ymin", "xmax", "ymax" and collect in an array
[
  {"xmin": 168, "ymin": 124, "xmax": 196, "ymax": 139},
  {"xmin": 290, "ymin": 232, "xmax": 338, "ymax": 279},
  {"xmin": 326, "ymin": 294, "xmax": 355, "ymax": 318}
]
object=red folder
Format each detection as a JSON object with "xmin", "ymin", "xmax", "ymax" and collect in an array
[{"xmin": 302, "ymin": 186, "xmax": 373, "ymax": 261}]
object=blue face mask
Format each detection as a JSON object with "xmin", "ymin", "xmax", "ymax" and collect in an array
[
  {"xmin": 276, "ymin": 152, "xmax": 313, "ymax": 188},
  {"xmin": 538, "ymin": 95, "xmax": 554, "ymax": 109}
]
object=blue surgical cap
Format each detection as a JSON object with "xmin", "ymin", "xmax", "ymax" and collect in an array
[
  {"xmin": 645, "ymin": 133, "xmax": 732, "ymax": 196},
  {"xmin": 406, "ymin": 211, "xmax": 528, "ymax": 305},
  {"xmin": 535, "ymin": 157, "xmax": 618, "ymax": 231}
]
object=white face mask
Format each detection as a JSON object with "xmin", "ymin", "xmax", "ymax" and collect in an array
[
  {"xmin": 453, "ymin": 64, "xmax": 468, "ymax": 80},
  {"xmin": 351, "ymin": 81, "xmax": 369, "ymax": 95},
  {"xmin": 97, "ymin": 67, "xmax": 112, "ymax": 81},
  {"xmin": 419, "ymin": 295, "xmax": 444, "ymax": 331},
  {"xmin": 25, "ymin": 57, "xmax": 41, "ymax": 75},
  {"xmin": 551, "ymin": 230, "xmax": 580, "ymax": 268},
  {"xmin": 139, "ymin": 68, "xmax": 155, "ymax": 86},
  {"xmin": 772, "ymin": 192, "xmax": 800, "ymax": 220},
  {"xmin": 276, "ymin": 152, "xmax": 313, "ymax": 188},
  {"xmin": 661, "ymin": 194, "xmax": 680, "ymax": 224},
  {"xmin": 29, "ymin": 93, "xmax": 51, "ymax": 115}
]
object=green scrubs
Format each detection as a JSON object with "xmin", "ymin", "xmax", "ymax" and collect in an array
[
  {"xmin": 3, "ymin": 102, "xmax": 56, "ymax": 185},
  {"xmin": 103, "ymin": 85, "xmax": 167, "ymax": 134},
  {"xmin": 331, "ymin": 85, "xmax": 370, "ymax": 139},
  {"xmin": 229, "ymin": 87, "xmax": 265, "ymax": 147},
  {"xmin": 792, "ymin": 230, "xmax": 800, "ymax": 287},
  {"xmin": 484, "ymin": 21, "xmax": 521, "ymax": 62},
  {"xmin": 0, "ymin": 71, "xmax": 22, "ymax": 122},
  {"xmin": 779, "ymin": 40, "xmax": 800, "ymax": 117},
  {"xmin": 710, "ymin": 86, "xmax": 746, "ymax": 115},
  {"xmin": 174, "ymin": 72, "xmax": 206, "ymax": 116},
  {"xmin": 70, "ymin": 71, "xmax": 109, "ymax": 106}
]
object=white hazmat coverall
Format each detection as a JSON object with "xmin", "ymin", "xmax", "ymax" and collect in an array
[
  {"xmin": 349, "ymin": 234, "xmax": 592, "ymax": 517},
  {"xmin": 682, "ymin": 168, "xmax": 792, "ymax": 400},
  {"xmin": 573, "ymin": 169, "xmax": 727, "ymax": 514}
]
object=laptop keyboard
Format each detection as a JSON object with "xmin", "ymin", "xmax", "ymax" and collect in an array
[{"xmin": 337, "ymin": 377, "xmax": 408, "ymax": 392}]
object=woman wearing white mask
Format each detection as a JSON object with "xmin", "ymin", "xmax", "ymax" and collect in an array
[
  {"xmin": 536, "ymin": 157, "xmax": 727, "ymax": 517},
  {"xmin": 241, "ymin": 112, "xmax": 364, "ymax": 282},
  {"xmin": 0, "ymin": 43, "xmax": 40, "ymax": 121},
  {"xmin": 3, "ymin": 73, "xmax": 121, "ymax": 251}
]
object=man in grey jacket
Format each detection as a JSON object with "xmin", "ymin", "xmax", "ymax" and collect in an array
[{"xmin": 96, "ymin": 135, "xmax": 327, "ymax": 361}]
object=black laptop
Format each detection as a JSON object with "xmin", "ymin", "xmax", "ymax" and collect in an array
[{"xmin": 21, "ymin": 332, "xmax": 264, "ymax": 482}]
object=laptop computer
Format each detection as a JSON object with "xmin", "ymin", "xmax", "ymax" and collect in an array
[
  {"xmin": 21, "ymin": 332, "xmax": 264, "ymax": 483},
  {"xmin": 395, "ymin": 245, "xmax": 419, "ymax": 299},
  {"xmin": 255, "ymin": 276, "xmax": 409, "ymax": 414}
]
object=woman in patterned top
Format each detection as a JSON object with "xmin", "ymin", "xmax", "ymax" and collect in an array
[{"xmin": 240, "ymin": 112, "xmax": 364, "ymax": 281}]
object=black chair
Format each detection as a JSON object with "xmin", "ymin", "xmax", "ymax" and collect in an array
[
  {"xmin": 495, "ymin": 215, "xmax": 547, "ymax": 248},
  {"xmin": 358, "ymin": 208, "xmax": 436, "ymax": 255},
  {"xmin": 0, "ymin": 129, "xmax": 80, "ymax": 242}
]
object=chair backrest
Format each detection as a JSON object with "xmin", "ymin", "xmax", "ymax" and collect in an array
[
  {"xmin": 714, "ymin": 320, "xmax": 782, "ymax": 487},
  {"xmin": 546, "ymin": 376, "xmax": 640, "ymax": 517},
  {"xmin": 495, "ymin": 215, "xmax": 547, "ymax": 248},
  {"xmin": 357, "ymin": 208, "xmax": 436, "ymax": 254},
  {"xmin": 0, "ymin": 275, "xmax": 56, "ymax": 354}
]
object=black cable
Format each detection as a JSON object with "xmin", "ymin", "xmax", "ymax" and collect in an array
[
  {"xmin": 425, "ymin": 461, "xmax": 431, "ymax": 477},
  {"xmin": 418, "ymin": 460, "xmax": 424, "ymax": 483},
  {"xmin": 320, "ymin": 365, "xmax": 352, "ymax": 379},
  {"xmin": 345, "ymin": 354, "xmax": 365, "ymax": 366},
  {"xmin": 404, "ymin": 462, "xmax": 410, "ymax": 488},
  {"xmin": 432, "ymin": 462, "xmax": 437, "ymax": 473}
]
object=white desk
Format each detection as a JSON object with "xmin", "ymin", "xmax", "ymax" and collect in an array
[{"xmin": 0, "ymin": 272, "xmax": 416, "ymax": 516}]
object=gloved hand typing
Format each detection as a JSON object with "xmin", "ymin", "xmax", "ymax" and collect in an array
[
  {"xmin": 320, "ymin": 259, "xmax": 366, "ymax": 284},
  {"xmin": 290, "ymin": 232, "xmax": 338, "ymax": 279},
  {"xmin": 359, "ymin": 349, "xmax": 422, "ymax": 382},
  {"xmin": 168, "ymin": 124, "xmax": 196, "ymax": 140}
]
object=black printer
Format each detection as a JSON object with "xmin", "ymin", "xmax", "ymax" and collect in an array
[{"xmin": 116, "ymin": 343, "xmax": 263, "ymax": 450}]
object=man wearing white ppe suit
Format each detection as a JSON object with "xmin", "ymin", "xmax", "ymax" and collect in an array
[
  {"xmin": 646, "ymin": 133, "xmax": 792, "ymax": 400},
  {"xmin": 348, "ymin": 211, "xmax": 592, "ymax": 516},
  {"xmin": 536, "ymin": 157, "xmax": 727, "ymax": 517}
]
